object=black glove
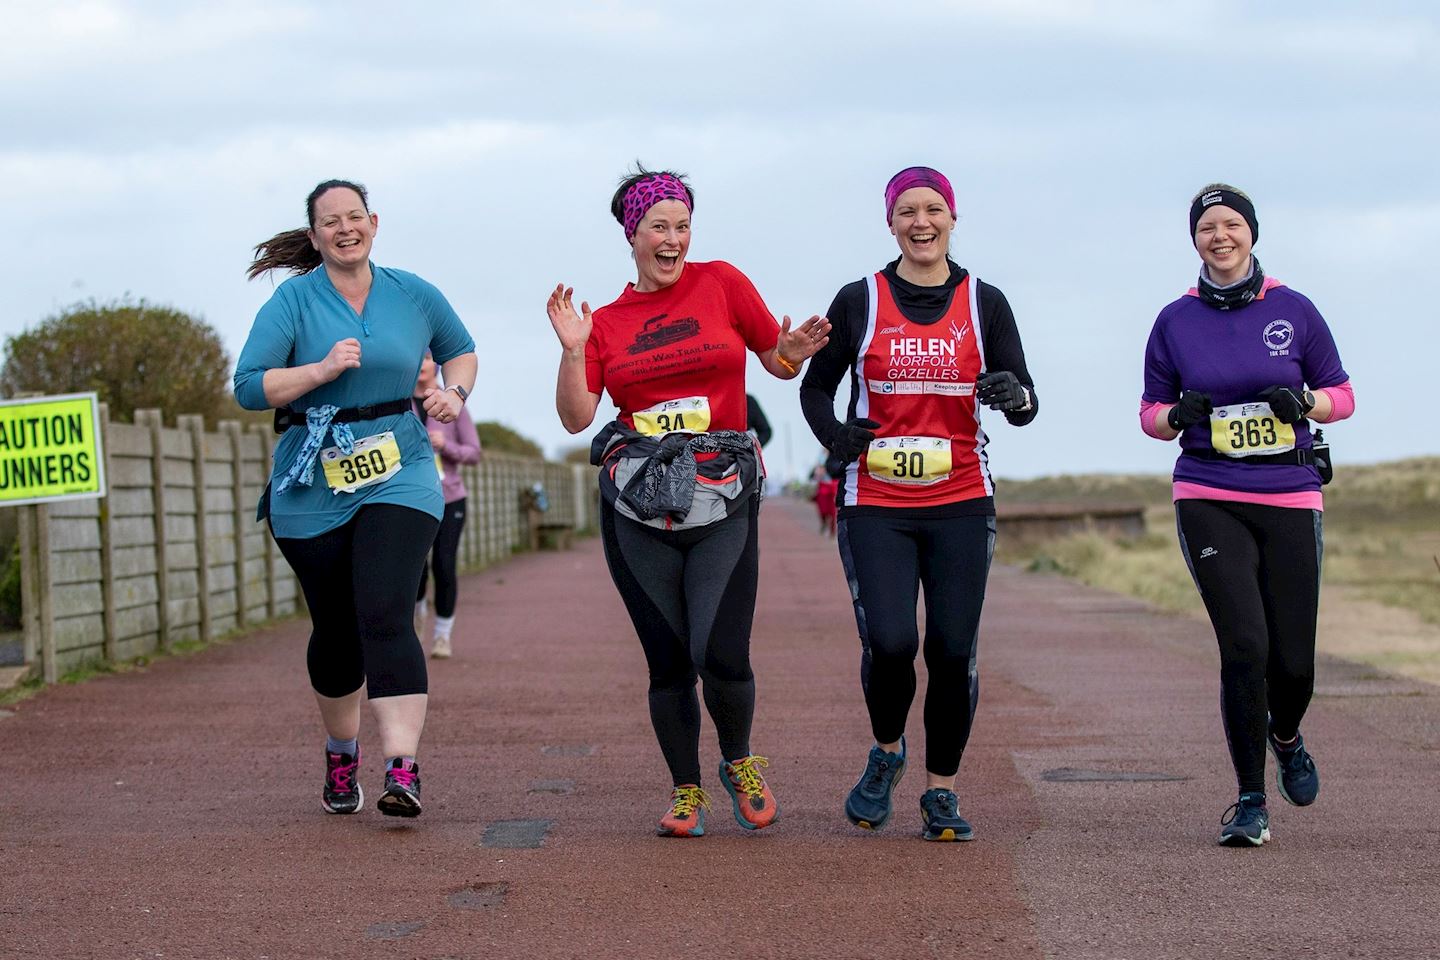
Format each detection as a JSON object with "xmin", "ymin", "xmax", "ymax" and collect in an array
[
  {"xmin": 1166, "ymin": 390, "xmax": 1213, "ymax": 431},
  {"xmin": 976, "ymin": 371, "xmax": 1031, "ymax": 412},
  {"xmin": 828, "ymin": 418, "xmax": 880, "ymax": 462},
  {"xmin": 1257, "ymin": 385, "xmax": 1314, "ymax": 425}
]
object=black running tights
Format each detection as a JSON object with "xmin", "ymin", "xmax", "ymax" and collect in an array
[
  {"xmin": 837, "ymin": 512, "xmax": 996, "ymax": 778},
  {"xmin": 1176, "ymin": 499, "xmax": 1322, "ymax": 795},
  {"xmin": 275, "ymin": 503, "xmax": 439, "ymax": 699},
  {"xmin": 600, "ymin": 496, "xmax": 760, "ymax": 787},
  {"xmin": 417, "ymin": 497, "xmax": 467, "ymax": 617}
]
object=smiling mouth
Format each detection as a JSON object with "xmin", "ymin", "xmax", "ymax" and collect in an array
[
  {"xmin": 656, "ymin": 250, "xmax": 681, "ymax": 267},
  {"xmin": 337, "ymin": 238, "xmax": 361, "ymax": 249},
  {"xmin": 910, "ymin": 233, "xmax": 937, "ymax": 245}
]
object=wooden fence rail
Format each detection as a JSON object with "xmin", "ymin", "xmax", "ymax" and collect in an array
[{"xmin": 16, "ymin": 407, "xmax": 594, "ymax": 682}]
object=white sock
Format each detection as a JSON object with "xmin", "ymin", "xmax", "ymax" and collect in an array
[
  {"xmin": 434, "ymin": 615, "xmax": 455, "ymax": 640},
  {"xmin": 415, "ymin": 599, "xmax": 428, "ymax": 621}
]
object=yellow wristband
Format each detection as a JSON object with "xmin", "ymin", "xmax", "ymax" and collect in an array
[{"xmin": 775, "ymin": 351, "xmax": 799, "ymax": 375}]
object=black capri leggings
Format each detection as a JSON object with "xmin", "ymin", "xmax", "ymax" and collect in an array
[
  {"xmin": 837, "ymin": 512, "xmax": 996, "ymax": 778},
  {"xmin": 1176, "ymin": 499, "xmax": 1322, "ymax": 795},
  {"xmin": 275, "ymin": 503, "xmax": 439, "ymax": 699},
  {"xmin": 417, "ymin": 497, "xmax": 467, "ymax": 617},
  {"xmin": 600, "ymin": 495, "xmax": 760, "ymax": 787}
]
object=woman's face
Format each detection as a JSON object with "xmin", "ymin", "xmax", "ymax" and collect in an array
[
  {"xmin": 308, "ymin": 187, "xmax": 377, "ymax": 270},
  {"xmin": 1193, "ymin": 204, "xmax": 1253, "ymax": 283},
  {"xmin": 415, "ymin": 355, "xmax": 438, "ymax": 393},
  {"xmin": 889, "ymin": 187, "xmax": 954, "ymax": 270},
  {"xmin": 630, "ymin": 199, "xmax": 691, "ymax": 292}
]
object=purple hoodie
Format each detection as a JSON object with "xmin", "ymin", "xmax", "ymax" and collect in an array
[
  {"xmin": 1141, "ymin": 278, "xmax": 1350, "ymax": 497},
  {"xmin": 412, "ymin": 398, "xmax": 482, "ymax": 502}
]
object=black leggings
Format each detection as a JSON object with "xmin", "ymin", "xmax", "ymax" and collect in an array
[
  {"xmin": 417, "ymin": 497, "xmax": 466, "ymax": 617},
  {"xmin": 837, "ymin": 512, "xmax": 995, "ymax": 778},
  {"xmin": 1176, "ymin": 499, "xmax": 1322, "ymax": 795},
  {"xmin": 275, "ymin": 503, "xmax": 439, "ymax": 699},
  {"xmin": 600, "ymin": 496, "xmax": 760, "ymax": 787}
]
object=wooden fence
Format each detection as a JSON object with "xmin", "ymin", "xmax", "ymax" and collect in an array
[{"xmin": 15, "ymin": 407, "xmax": 595, "ymax": 683}]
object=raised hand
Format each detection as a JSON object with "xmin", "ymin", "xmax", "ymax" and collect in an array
[
  {"xmin": 1257, "ymin": 385, "xmax": 1312, "ymax": 424},
  {"xmin": 422, "ymin": 386, "xmax": 463, "ymax": 424},
  {"xmin": 776, "ymin": 314, "xmax": 832, "ymax": 368},
  {"xmin": 547, "ymin": 284, "xmax": 593, "ymax": 353},
  {"xmin": 976, "ymin": 371, "xmax": 1030, "ymax": 412},
  {"xmin": 319, "ymin": 338, "xmax": 362, "ymax": 382},
  {"xmin": 1167, "ymin": 390, "xmax": 1213, "ymax": 430}
]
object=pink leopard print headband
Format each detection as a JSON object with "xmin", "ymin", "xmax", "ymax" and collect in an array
[
  {"xmin": 884, "ymin": 166, "xmax": 956, "ymax": 223},
  {"xmin": 621, "ymin": 174, "xmax": 692, "ymax": 239}
]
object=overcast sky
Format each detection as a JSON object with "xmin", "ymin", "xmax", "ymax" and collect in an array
[{"xmin": 3, "ymin": 1, "xmax": 1434, "ymax": 480}]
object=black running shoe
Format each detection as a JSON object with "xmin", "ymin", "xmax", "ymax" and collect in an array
[
  {"xmin": 321, "ymin": 746, "xmax": 363, "ymax": 815},
  {"xmin": 1269, "ymin": 729, "xmax": 1319, "ymax": 807},
  {"xmin": 845, "ymin": 739, "xmax": 906, "ymax": 830},
  {"xmin": 377, "ymin": 758, "xmax": 422, "ymax": 818},
  {"xmin": 919, "ymin": 787, "xmax": 974, "ymax": 842},
  {"xmin": 1219, "ymin": 792, "xmax": 1270, "ymax": 846}
]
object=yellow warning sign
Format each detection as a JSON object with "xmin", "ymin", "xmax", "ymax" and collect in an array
[{"xmin": 0, "ymin": 393, "xmax": 106, "ymax": 506}]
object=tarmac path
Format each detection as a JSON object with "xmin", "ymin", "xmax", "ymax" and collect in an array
[{"xmin": 2, "ymin": 495, "xmax": 1437, "ymax": 959}]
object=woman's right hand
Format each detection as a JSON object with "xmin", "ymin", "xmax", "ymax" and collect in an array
[
  {"xmin": 547, "ymin": 284, "xmax": 593, "ymax": 353},
  {"xmin": 319, "ymin": 338, "xmax": 362, "ymax": 382}
]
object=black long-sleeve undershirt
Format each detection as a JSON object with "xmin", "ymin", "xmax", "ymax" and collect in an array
[{"xmin": 801, "ymin": 258, "xmax": 1038, "ymax": 449}]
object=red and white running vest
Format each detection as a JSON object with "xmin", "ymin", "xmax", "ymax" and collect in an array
[{"xmin": 842, "ymin": 272, "xmax": 993, "ymax": 508}]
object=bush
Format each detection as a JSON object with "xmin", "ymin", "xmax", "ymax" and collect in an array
[
  {"xmin": 0, "ymin": 541, "xmax": 21, "ymax": 629},
  {"xmin": 474, "ymin": 421, "xmax": 543, "ymax": 458}
]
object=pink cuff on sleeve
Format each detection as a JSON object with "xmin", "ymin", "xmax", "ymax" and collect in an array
[
  {"xmin": 1313, "ymin": 381, "xmax": 1354, "ymax": 423},
  {"xmin": 1139, "ymin": 399, "xmax": 1171, "ymax": 439}
]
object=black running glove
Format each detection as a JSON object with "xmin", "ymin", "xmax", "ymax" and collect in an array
[
  {"xmin": 1257, "ymin": 385, "xmax": 1314, "ymax": 424},
  {"xmin": 828, "ymin": 418, "xmax": 880, "ymax": 462},
  {"xmin": 976, "ymin": 371, "xmax": 1031, "ymax": 412},
  {"xmin": 1166, "ymin": 390, "xmax": 1213, "ymax": 431}
]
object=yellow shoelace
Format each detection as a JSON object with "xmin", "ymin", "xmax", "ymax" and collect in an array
[
  {"xmin": 670, "ymin": 785, "xmax": 712, "ymax": 816},
  {"xmin": 727, "ymin": 755, "xmax": 770, "ymax": 799}
]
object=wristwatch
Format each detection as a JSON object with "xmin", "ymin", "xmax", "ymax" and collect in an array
[
  {"xmin": 1301, "ymin": 389, "xmax": 1315, "ymax": 412},
  {"xmin": 446, "ymin": 384, "xmax": 469, "ymax": 402}
]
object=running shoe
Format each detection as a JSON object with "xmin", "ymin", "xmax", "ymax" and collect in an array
[
  {"xmin": 657, "ymin": 784, "xmax": 711, "ymax": 838},
  {"xmin": 1219, "ymin": 792, "xmax": 1270, "ymax": 846},
  {"xmin": 377, "ymin": 758, "xmax": 422, "ymax": 818},
  {"xmin": 919, "ymin": 787, "xmax": 974, "ymax": 842},
  {"xmin": 719, "ymin": 755, "xmax": 779, "ymax": 830},
  {"xmin": 845, "ymin": 738, "xmax": 906, "ymax": 830},
  {"xmin": 430, "ymin": 635, "xmax": 452, "ymax": 659},
  {"xmin": 321, "ymin": 746, "xmax": 363, "ymax": 815},
  {"xmin": 1268, "ymin": 728, "xmax": 1319, "ymax": 807}
]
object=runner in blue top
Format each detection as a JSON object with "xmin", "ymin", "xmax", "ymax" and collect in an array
[{"xmin": 235, "ymin": 179, "xmax": 476, "ymax": 819}]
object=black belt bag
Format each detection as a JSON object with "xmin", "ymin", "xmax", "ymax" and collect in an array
[
  {"xmin": 273, "ymin": 397, "xmax": 413, "ymax": 434},
  {"xmin": 1182, "ymin": 446, "xmax": 1316, "ymax": 467}
]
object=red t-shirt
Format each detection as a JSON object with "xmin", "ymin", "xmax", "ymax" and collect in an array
[{"xmin": 586, "ymin": 260, "xmax": 780, "ymax": 434}]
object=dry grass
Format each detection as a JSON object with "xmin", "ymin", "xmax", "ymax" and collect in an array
[{"xmin": 996, "ymin": 457, "xmax": 1440, "ymax": 681}]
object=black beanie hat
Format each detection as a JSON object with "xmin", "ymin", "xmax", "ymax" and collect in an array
[{"xmin": 1189, "ymin": 187, "xmax": 1258, "ymax": 245}]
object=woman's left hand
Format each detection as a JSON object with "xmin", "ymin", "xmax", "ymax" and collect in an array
[
  {"xmin": 422, "ymin": 386, "xmax": 464, "ymax": 424},
  {"xmin": 777, "ymin": 314, "xmax": 832, "ymax": 368}
]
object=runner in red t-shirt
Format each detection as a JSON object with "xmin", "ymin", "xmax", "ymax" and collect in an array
[{"xmin": 545, "ymin": 165, "xmax": 830, "ymax": 837}]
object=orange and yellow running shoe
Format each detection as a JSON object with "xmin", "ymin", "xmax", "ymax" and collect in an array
[
  {"xmin": 657, "ymin": 784, "xmax": 711, "ymax": 837},
  {"xmin": 719, "ymin": 755, "xmax": 779, "ymax": 830}
]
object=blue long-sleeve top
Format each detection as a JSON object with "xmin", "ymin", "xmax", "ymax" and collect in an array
[{"xmin": 234, "ymin": 262, "xmax": 476, "ymax": 538}]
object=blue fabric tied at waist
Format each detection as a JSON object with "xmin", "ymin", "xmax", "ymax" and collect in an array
[{"xmin": 273, "ymin": 405, "xmax": 357, "ymax": 495}]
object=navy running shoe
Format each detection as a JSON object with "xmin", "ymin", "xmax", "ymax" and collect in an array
[
  {"xmin": 919, "ymin": 787, "xmax": 974, "ymax": 842},
  {"xmin": 1219, "ymin": 792, "xmax": 1270, "ymax": 846},
  {"xmin": 1269, "ymin": 729, "xmax": 1319, "ymax": 807},
  {"xmin": 845, "ymin": 738, "xmax": 906, "ymax": 830},
  {"xmin": 377, "ymin": 758, "xmax": 422, "ymax": 818},
  {"xmin": 321, "ymin": 746, "xmax": 363, "ymax": 815}
]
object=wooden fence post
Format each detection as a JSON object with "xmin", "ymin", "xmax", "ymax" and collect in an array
[
  {"xmin": 97, "ymin": 403, "xmax": 118, "ymax": 662},
  {"xmin": 179, "ymin": 415, "xmax": 212, "ymax": 643},
  {"xmin": 251, "ymin": 424, "xmax": 280, "ymax": 619},
  {"xmin": 224, "ymin": 421, "xmax": 247, "ymax": 629},
  {"xmin": 36, "ymin": 504, "xmax": 55, "ymax": 683},
  {"xmin": 136, "ymin": 409, "xmax": 171, "ymax": 651}
]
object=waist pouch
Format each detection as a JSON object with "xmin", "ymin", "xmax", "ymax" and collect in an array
[
  {"xmin": 1182, "ymin": 446, "xmax": 1317, "ymax": 467},
  {"xmin": 274, "ymin": 397, "xmax": 412, "ymax": 434},
  {"xmin": 590, "ymin": 421, "xmax": 762, "ymax": 530}
]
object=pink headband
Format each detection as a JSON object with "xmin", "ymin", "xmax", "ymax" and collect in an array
[
  {"xmin": 884, "ymin": 166, "xmax": 956, "ymax": 223},
  {"xmin": 621, "ymin": 174, "xmax": 692, "ymax": 239}
]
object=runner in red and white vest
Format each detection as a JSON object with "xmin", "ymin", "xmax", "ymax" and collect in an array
[
  {"xmin": 546, "ymin": 165, "xmax": 831, "ymax": 838},
  {"xmin": 801, "ymin": 165, "xmax": 1038, "ymax": 841}
]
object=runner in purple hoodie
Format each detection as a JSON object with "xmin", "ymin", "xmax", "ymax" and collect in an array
[{"xmin": 1140, "ymin": 183, "xmax": 1355, "ymax": 847}]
